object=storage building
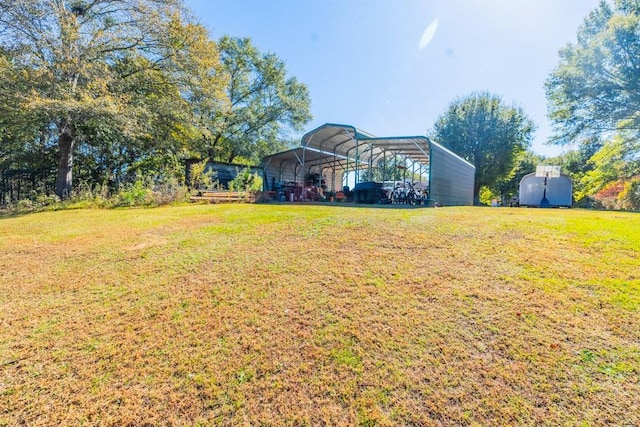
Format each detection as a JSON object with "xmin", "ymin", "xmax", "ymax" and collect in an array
[{"xmin": 519, "ymin": 172, "xmax": 573, "ymax": 207}]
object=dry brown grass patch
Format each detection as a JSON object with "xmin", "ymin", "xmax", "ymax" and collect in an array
[{"xmin": 1, "ymin": 205, "xmax": 638, "ymax": 425}]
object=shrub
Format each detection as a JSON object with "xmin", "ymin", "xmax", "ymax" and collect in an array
[
  {"xmin": 65, "ymin": 182, "xmax": 111, "ymax": 209},
  {"xmin": 228, "ymin": 167, "xmax": 263, "ymax": 192},
  {"xmin": 594, "ymin": 181, "xmax": 625, "ymax": 210},
  {"xmin": 113, "ymin": 179, "xmax": 154, "ymax": 207},
  {"xmin": 619, "ymin": 178, "xmax": 640, "ymax": 211},
  {"xmin": 593, "ymin": 178, "xmax": 640, "ymax": 210},
  {"xmin": 479, "ymin": 186, "xmax": 499, "ymax": 206},
  {"xmin": 151, "ymin": 180, "xmax": 190, "ymax": 206},
  {"xmin": 189, "ymin": 159, "xmax": 219, "ymax": 190},
  {"xmin": 0, "ymin": 192, "xmax": 62, "ymax": 215},
  {"xmin": 1, "ymin": 177, "xmax": 190, "ymax": 214}
]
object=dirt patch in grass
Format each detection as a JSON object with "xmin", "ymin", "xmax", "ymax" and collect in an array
[{"xmin": 1, "ymin": 205, "xmax": 638, "ymax": 425}]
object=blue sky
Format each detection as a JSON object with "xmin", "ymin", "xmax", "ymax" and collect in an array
[{"xmin": 185, "ymin": 0, "xmax": 601, "ymax": 157}]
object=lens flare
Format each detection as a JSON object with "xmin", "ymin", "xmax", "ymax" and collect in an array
[{"xmin": 419, "ymin": 18, "xmax": 439, "ymax": 50}]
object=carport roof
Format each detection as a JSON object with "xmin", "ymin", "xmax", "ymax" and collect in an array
[
  {"xmin": 262, "ymin": 123, "xmax": 472, "ymax": 174},
  {"xmin": 300, "ymin": 123, "xmax": 432, "ymax": 166},
  {"xmin": 261, "ymin": 146, "xmax": 367, "ymax": 171}
]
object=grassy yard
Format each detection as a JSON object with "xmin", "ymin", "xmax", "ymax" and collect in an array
[{"xmin": 0, "ymin": 204, "xmax": 638, "ymax": 426}]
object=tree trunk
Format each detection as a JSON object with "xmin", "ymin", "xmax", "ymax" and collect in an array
[
  {"xmin": 473, "ymin": 157, "xmax": 482, "ymax": 205},
  {"xmin": 55, "ymin": 126, "xmax": 75, "ymax": 199},
  {"xmin": 473, "ymin": 183, "xmax": 482, "ymax": 206}
]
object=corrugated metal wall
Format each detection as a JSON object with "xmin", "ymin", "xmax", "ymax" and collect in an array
[
  {"xmin": 429, "ymin": 143, "xmax": 475, "ymax": 206},
  {"xmin": 262, "ymin": 162, "xmax": 300, "ymax": 191},
  {"xmin": 261, "ymin": 125, "xmax": 476, "ymax": 206}
]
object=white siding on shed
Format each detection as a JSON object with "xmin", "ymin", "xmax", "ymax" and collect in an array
[{"xmin": 519, "ymin": 173, "xmax": 573, "ymax": 207}]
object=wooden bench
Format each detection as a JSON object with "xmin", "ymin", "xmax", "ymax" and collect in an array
[{"xmin": 190, "ymin": 191, "xmax": 253, "ymax": 203}]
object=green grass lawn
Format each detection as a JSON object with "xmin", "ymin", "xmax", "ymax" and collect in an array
[{"xmin": 1, "ymin": 204, "xmax": 638, "ymax": 426}]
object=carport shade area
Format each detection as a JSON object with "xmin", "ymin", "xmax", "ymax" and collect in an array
[{"xmin": 261, "ymin": 123, "xmax": 475, "ymax": 206}]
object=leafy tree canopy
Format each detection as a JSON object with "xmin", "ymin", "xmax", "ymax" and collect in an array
[
  {"xmin": 431, "ymin": 92, "xmax": 535, "ymax": 204},
  {"xmin": 546, "ymin": 0, "xmax": 640, "ymax": 145},
  {"xmin": 1, "ymin": 2, "xmax": 311, "ymax": 202},
  {"xmin": 491, "ymin": 150, "xmax": 545, "ymax": 202},
  {"xmin": 546, "ymin": 0, "xmax": 640, "ymax": 209},
  {"xmin": 579, "ymin": 132, "xmax": 640, "ymax": 197},
  {"xmin": 0, "ymin": 1, "xmax": 241, "ymax": 200},
  {"xmin": 201, "ymin": 36, "xmax": 312, "ymax": 164}
]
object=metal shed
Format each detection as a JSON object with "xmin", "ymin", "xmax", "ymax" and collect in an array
[
  {"xmin": 261, "ymin": 123, "xmax": 475, "ymax": 206},
  {"xmin": 519, "ymin": 172, "xmax": 573, "ymax": 207}
]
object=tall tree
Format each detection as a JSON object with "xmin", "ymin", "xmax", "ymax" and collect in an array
[
  {"xmin": 545, "ymin": 138, "xmax": 603, "ymax": 200},
  {"xmin": 579, "ymin": 133, "xmax": 640, "ymax": 198},
  {"xmin": 203, "ymin": 36, "xmax": 312, "ymax": 164},
  {"xmin": 431, "ymin": 92, "xmax": 535, "ymax": 204},
  {"xmin": 492, "ymin": 150, "xmax": 544, "ymax": 202},
  {"xmin": 546, "ymin": 0, "xmax": 640, "ymax": 145},
  {"xmin": 546, "ymin": 0, "xmax": 640, "ymax": 209},
  {"xmin": 1, "ymin": 49, "xmax": 56, "ymax": 198},
  {"xmin": 0, "ymin": 0, "xmax": 221, "ymax": 198}
]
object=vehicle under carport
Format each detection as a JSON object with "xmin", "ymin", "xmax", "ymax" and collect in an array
[{"xmin": 261, "ymin": 123, "xmax": 475, "ymax": 206}]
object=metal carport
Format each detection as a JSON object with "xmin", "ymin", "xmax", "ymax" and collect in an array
[{"xmin": 262, "ymin": 123, "xmax": 475, "ymax": 206}]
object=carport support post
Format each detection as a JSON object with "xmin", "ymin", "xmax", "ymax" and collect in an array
[
  {"xmin": 330, "ymin": 165, "xmax": 335, "ymax": 194},
  {"xmin": 368, "ymin": 144, "xmax": 374, "ymax": 182},
  {"xmin": 344, "ymin": 155, "xmax": 349, "ymax": 190},
  {"xmin": 403, "ymin": 159, "xmax": 407, "ymax": 183},
  {"xmin": 394, "ymin": 153, "xmax": 398, "ymax": 183},
  {"xmin": 354, "ymin": 139, "xmax": 359, "ymax": 186},
  {"xmin": 301, "ymin": 147, "xmax": 305, "ymax": 191},
  {"xmin": 382, "ymin": 149, "xmax": 387, "ymax": 182},
  {"xmin": 332, "ymin": 152, "xmax": 336, "ymax": 193},
  {"xmin": 412, "ymin": 160, "xmax": 415, "ymax": 184}
]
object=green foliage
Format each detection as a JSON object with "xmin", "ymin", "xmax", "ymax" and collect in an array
[
  {"xmin": 0, "ymin": 0, "xmax": 227, "ymax": 199},
  {"xmin": 1, "ymin": 178, "xmax": 189, "ymax": 215},
  {"xmin": 228, "ymin": 167, "xmax": 263, "ymax": 192},
  {"xmin": 115, "ymin": 179, "xmax": 154, "ymax": 207},
  {"xmin": 545, "ymin": 1, "xmax": 640, "ymax": 206},
  {"xmin": 150, "ymin": 181, "xmax": 190, "ymax": 206},
  {"xmin": 491, "ymin": 150, "xmax": 544, "ymax": 201},
  {"xmin": 1, "ymin": 3, "xmax": 312, "ymax": 204},
  {"xmin": 479, "ymin": 186, "xmax": 498, "ymax": 205},
  {"xmin": 546, "ymin": 0, "xmax": 640, "ymax": 144},
  {"xmin": 578, "ymin": 134, "xmax": 640, "ymax": 201},
  {"xmin": 201, "ymin": 36, "xmax": 312, "ymax": 164},
  {"xmin": 189, "ymin": 159, "xmax": 220, "ymax": 190},
  {"xmin": 13, "ymin": 193, "xmax": 60, "ymax": 212},
  {"xmin": 431, "ymin": 92, "xmax": 535, "ymax": 203},
  {"xmin": 64, "ymin": 183, "xmax": 111, "ymax": 209},
  {"xmin": 110, "ymin": 176, "xmax": 190, "ymax": 208}
]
